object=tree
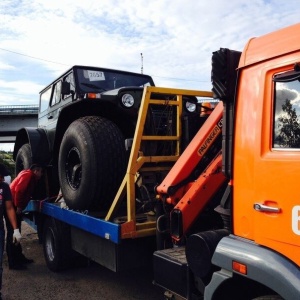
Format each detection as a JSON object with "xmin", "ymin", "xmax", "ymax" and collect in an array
[{"xmin": 278, "ymin": 98, "xmax": 300, "ymax": 148}]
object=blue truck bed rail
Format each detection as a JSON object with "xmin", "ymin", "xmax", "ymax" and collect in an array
[{"xmin": 24, "ymin": 200, "xmax": 121, "ymax": 244}]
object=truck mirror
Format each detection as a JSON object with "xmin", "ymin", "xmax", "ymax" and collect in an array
[{"xmin": 61, "ymin": 81, "xmax": 71, "ymax": 95}]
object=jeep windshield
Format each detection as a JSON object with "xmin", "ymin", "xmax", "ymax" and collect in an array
[{"xmin": 75, "ymin": 67, "xmax": 155, "ymax": 93}]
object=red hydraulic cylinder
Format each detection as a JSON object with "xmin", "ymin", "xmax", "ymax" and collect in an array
[{"xmin": 170, "ymin": 152, "xmax": 227, "ymax": 241}]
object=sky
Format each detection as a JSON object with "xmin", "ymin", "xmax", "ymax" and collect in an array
[{"xmin": 0, "ymin": 0, "xmax": 300, "ymax": 151}]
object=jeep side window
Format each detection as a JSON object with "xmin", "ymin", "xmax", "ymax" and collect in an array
[
  {"xmin": 40, "ymin": 86, "xmax": 52, "ymax": 112},
  {"xmin": 51, "ymin": 81, "xmax": 62, "ymax": 106},
  {"xmin": 273, "ymin": 70, "xmax": 300, "ymax": 148},
  {"xmin": 63, "ymin": 72, "xmax": 75, "ymax": 100}
]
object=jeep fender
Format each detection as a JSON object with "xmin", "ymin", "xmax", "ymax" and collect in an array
[
  {"xmin": 204, "ymin": 235, "xmax": 300, "ymax": 300},
  {"xmin": 14, "ymin": 128, "xmax": 51, "ymax": 165}
]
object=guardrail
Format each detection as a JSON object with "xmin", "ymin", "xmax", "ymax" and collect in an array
[{"xmin": 0, "ymin": 105, "xmax": 38, "ymax": 115}]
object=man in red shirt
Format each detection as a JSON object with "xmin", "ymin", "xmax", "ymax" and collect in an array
[{"xmin": 5, "ymin": 164, "xmax": 43, "ymax": 270}]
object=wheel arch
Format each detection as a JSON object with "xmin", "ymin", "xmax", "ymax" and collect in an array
[
  {"xmin": 205, "ymin": 270, "xmax": 278, "ymax": 300},
  {"xmin": 52, "ymin": 101, "xmax": 136, "ymax": 164},
  {"xmin": 13, "ymin": 127, "xmax": 51, "ymax": 165},
  {"xmin": 204, "ymin": 235, "xmax": 300, "ymax": 300}
]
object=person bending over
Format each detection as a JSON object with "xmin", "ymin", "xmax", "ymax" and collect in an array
[{"xmin": 5, "ymin": 164, "xmax": 43, "ymax": 270}]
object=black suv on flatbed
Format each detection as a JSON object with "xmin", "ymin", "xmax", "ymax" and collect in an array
[{"xmin": 14, "ymin": 65, "xmax": 201, "ymax": 211}]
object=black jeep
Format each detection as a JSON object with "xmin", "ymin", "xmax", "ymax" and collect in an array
[{"xmin": 14, "ymin": 66, "xmax": 201, "ymax": 211}]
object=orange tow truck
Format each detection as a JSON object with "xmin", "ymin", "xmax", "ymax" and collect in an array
[
  {"xmin": 153, "ymin": 23, "xmax": 300, "ymax": 300},
  {"xmin": 16, "ymin": 22, "xmax": 300, "ymax": 300}
]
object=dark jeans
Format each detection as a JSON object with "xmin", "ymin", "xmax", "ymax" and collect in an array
[
  {"xmin": 0, "ymin": 228, "xmax": 4, "ymax": 290},
  {"xmin": 4, "ymin": 212, "xmax": 24, "ymax": 267}
]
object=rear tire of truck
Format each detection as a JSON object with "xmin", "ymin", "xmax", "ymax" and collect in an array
[
  {"xmin": 43, "ymin": 217, "xmax": 72, "ymax": 272},
  {"xmin": 58, "ymin": 116, "xmax": 126, "ymax": 210},
  {"xmin": 15, "ymin": 143, "xmax": 47, "ymax": 200},
  {"xmin": 15, "ymin": 143, "xmax": 32, "ymax": 175}
]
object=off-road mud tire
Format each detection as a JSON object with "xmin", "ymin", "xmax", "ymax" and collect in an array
[
  {"xmin": 15, "ymin": 143, "xmax": 32, "ymax": 175},
  {"xmin": 58, "ymin": 116, "xmax": 126, "ymax": 210}
]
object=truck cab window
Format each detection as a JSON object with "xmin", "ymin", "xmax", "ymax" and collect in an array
[
  {"xmin": 51, "ymin": 81, "xmax": 62, "ymax": 106},
  {"xmin": 40, "ymin": 87, "xmax": 52, "ymax": 112},
  {"xmin": 63, "ymin": 72, "xmax": 75, "ymax": 99},
  {"xmin": 273, "ymin": 72, "xmax": 300, "ymax": 148}
]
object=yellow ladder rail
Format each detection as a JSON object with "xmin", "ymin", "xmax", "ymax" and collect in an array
[{"xmin": 105, "ymin": 86, "xmax": 213, "ymax": 239}]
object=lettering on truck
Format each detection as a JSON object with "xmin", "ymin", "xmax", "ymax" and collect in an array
[{"xmin": 198, "ymin": 119, "xmax": 222, "ymax": 157}]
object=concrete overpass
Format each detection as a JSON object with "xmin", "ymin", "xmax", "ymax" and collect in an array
[{"xmin": 0, "ymin": 105, "xmax": 38, "ymax": 143}]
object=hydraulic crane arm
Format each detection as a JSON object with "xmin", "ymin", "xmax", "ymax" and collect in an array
[
  {"xmin": 156, "ymin": 101, "xmax": 227, "ymax": 241},
  {"xmin": 170, "ymin": 151, "xmax": 227, "ymax": 240}
]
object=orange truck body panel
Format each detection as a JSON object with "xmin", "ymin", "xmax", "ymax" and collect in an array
[
  {"xmin": 233, "ymin": 22, "xmax": 300, "ymax": 267},
  {"xmin": 239, "ymin": 23, "xmax": 300, "ymax": 69}
]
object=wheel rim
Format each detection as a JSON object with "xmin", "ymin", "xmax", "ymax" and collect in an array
[
  {"xmin": 65, "ymin": 147, "xmax": 82, "ymax": 190},
  {"xmin": 45, "ymin": 228, "xmax": 56, "ymax": 262}
]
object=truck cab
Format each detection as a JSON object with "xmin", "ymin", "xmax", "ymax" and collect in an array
[
  {"xmin": 209, "ymin": 23, "xmax": 300, "ymax": 299},
  {"xmin": 153, "ymin": 23, "xmax": 300, "ymax": 300}
]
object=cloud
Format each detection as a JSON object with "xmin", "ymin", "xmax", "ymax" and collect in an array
[
  {"xmin": 275, "ymin": 82, "xmax": 300, "ymax": 117},
  {"xmin": 0, "ymin": 79, "xmax": 43, "ymax": 105},
  {"xmin": 0, "ymin": 62, "xmax": 15, "ymax": 70},
  {"xmin": 0, "ymin": 0, "xmax": 300, "ymax": 106}
]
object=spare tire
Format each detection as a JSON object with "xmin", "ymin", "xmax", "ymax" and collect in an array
[
  {"xmin": 15, "ymin": 143, "xmax": 32, "ymax": 175},
  {"xmin": 15, "ymin": 143, "xmax": 47, "ymax": 200},
  {"xmin": 58, "ymin": 116, "xmax": 126, "ymax": 210}
]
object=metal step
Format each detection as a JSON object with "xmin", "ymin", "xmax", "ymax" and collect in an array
[{"xmin": 153, "ymin": 246, "xmax": 190, "ymax": 299}]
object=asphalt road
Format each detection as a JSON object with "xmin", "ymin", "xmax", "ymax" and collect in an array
[{"xmin": 2, "ymin": 222, "xmax": 164, "ymax": 300}]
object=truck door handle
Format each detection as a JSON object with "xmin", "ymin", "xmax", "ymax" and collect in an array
[
  {"xmin": 47, "ymin": 114, "xmax": 53, "ymax": 119},
  {"xmin": 254, "ymin": 203, "xmax": 281, "ymax": 213}
]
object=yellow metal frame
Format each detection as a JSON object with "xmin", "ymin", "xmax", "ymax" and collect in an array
[{"xmin": 105, "ymin": 86, "xmax": 213, "ymax": 239}]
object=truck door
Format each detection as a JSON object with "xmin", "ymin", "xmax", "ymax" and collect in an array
[
  {"xmin": 233, "ymin": 62, "xmax": 300, "ymax": 267},
  {"xmin": 253, "ymin": 66, "xmax": 300, "ymax": 267}
]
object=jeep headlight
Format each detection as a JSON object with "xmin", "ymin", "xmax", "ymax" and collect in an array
[
  {"xmin": 121, "ymin": 93, "xmax": 135, "ymax": 108},
  {"xmin": 185, "ymin": 101, "xmax": 196, "ymax": 112}
]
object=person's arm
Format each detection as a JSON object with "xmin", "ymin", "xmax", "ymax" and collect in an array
[
  {"xmin": 5, "ymin": 200, "xmax": 22, "ymax": 244},
  {"xmin": 6, "ymin": 200, "xmax": 18, "ymax": 229}
]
